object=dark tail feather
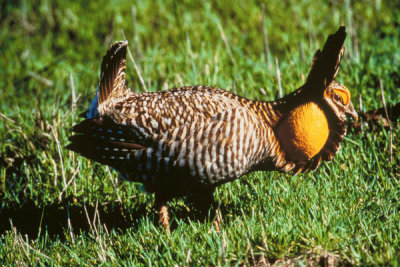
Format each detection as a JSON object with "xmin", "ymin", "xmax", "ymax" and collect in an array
[
  {"xmin": 66, "ymin": 118, "xmax": 144, "ymax": 169},
  {"xmin": 98, "ymin": 41, "xmax": 128, "ymax": 104},
  {"xmin": 71, "ymin": 118, "xmax": 143, "ymax": 142},
  {"xmin": 66, "ymin": 135, "xmax": 142, "ymax": 168},
  {"xmin": 306, "ymin": 26, "xmax": 347, "ymax": 89}
]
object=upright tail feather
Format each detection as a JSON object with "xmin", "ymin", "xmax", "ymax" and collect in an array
[
  {"xmin": 85, "ymin": 41, "xmax": 128, "ymax": 119},
  {"xmin": 98, "ymin": 40, "xmax": 128, "ymax": 104}
]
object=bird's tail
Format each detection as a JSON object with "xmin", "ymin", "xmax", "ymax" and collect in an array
[
  {"xmin": 66, "ymin": 118, "xmax": 144, "ymax": 173},
  {"xmin": 68, "ymin": 41, "xmax": 142, "ymax": 173},
  {"xmin": 84, "ymin": 41, "xmax": 129, "ymax": 119}
]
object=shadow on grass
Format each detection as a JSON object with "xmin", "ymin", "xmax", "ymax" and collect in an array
[
  {"xmin": 0, "ymin": 199, "xmax": 150, "ymax": 239},
  {"xmin": 0, "ymin": 197, "xmax": 228, "ymax": 239}
]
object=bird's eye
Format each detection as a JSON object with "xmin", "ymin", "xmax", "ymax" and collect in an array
[{"xmin": 333, "ymin": 94, "xmax": 342, "ymax": 103}]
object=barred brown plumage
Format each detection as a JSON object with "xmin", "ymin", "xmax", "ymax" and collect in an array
[{"xmin": 67, "ymin": 26, "xmax": 358, "ymax": 230}]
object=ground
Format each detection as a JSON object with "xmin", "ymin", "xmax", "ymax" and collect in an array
[{"xmin": 0, "ymin": 0, "xmax": 399, "ymax": 265}]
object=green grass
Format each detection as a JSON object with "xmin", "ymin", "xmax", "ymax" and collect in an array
[{"xmin": 1, "ymin": 0, "xmax": 399, "ymax": 265}]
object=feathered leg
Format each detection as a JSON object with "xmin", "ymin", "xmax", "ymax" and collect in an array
[{"xmin": 154, "ymin": 192, "xmax": 170, "ymax": 232}]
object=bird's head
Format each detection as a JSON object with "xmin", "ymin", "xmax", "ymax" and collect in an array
[{"xmin": 323, "ymin": 81, "xmax": 358, "ymax": 122}]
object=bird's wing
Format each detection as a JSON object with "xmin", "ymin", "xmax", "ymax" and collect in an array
[{"xmin": 100, "ymin": 86, "xmax": 247, "ymax": 136}]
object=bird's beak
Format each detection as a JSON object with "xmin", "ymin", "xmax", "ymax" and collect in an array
[{"xmin": 346, "ymin": 102, "xmax": 358, "ymax": 122}]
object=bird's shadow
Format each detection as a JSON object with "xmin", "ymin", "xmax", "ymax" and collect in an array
[
  {"xmin": 0, "ymin": 197, "xmax": 226, "ymax": 239},
  {"xmin": 0, "ymin": 198, "xmax": 151, "ymax": 239}
]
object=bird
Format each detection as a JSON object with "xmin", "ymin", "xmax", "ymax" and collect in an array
[{"xmin": 67, "ymin": 26, "xmax": 358, "ymax": 230}]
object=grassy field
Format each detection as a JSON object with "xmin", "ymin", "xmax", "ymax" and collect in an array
[{"xmin": 1, "ymin": 0, "xmax": 399, "ymax": 265}]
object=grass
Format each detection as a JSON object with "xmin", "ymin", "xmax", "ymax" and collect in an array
[{"xmin": 1, "ymin": 0, "xmax": 399, "ymax": 265}]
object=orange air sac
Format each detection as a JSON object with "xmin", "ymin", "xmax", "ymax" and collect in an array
[{"xmin": 277, "ymin": 102, "xmax": 329, "ymax": 161}]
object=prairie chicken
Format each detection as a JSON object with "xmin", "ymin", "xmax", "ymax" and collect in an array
[{"xmin": 67, "ymin": 26, "xmax": 357, "ymax": 230}]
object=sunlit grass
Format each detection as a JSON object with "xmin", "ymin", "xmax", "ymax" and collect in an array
[{"xmin": 1, "ymin": 0, "xmax": 399, "ymax": 265}]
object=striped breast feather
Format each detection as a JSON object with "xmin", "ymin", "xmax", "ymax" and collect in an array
[{"xmin": 146, "ymin": 108, "xmax": 261, "ymax": 184}]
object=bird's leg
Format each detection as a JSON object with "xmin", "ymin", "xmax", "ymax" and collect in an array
[
  {"xmin": 213, "ymin": 207, "xmax": 222, "ymax": 233},
  {"xmin": 154, "ymin": 193, "xmax": 170, "ymax": 232},
  {"xmin": 159, "ymin": 205, "xmax": 169, "ymax": 231}
]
